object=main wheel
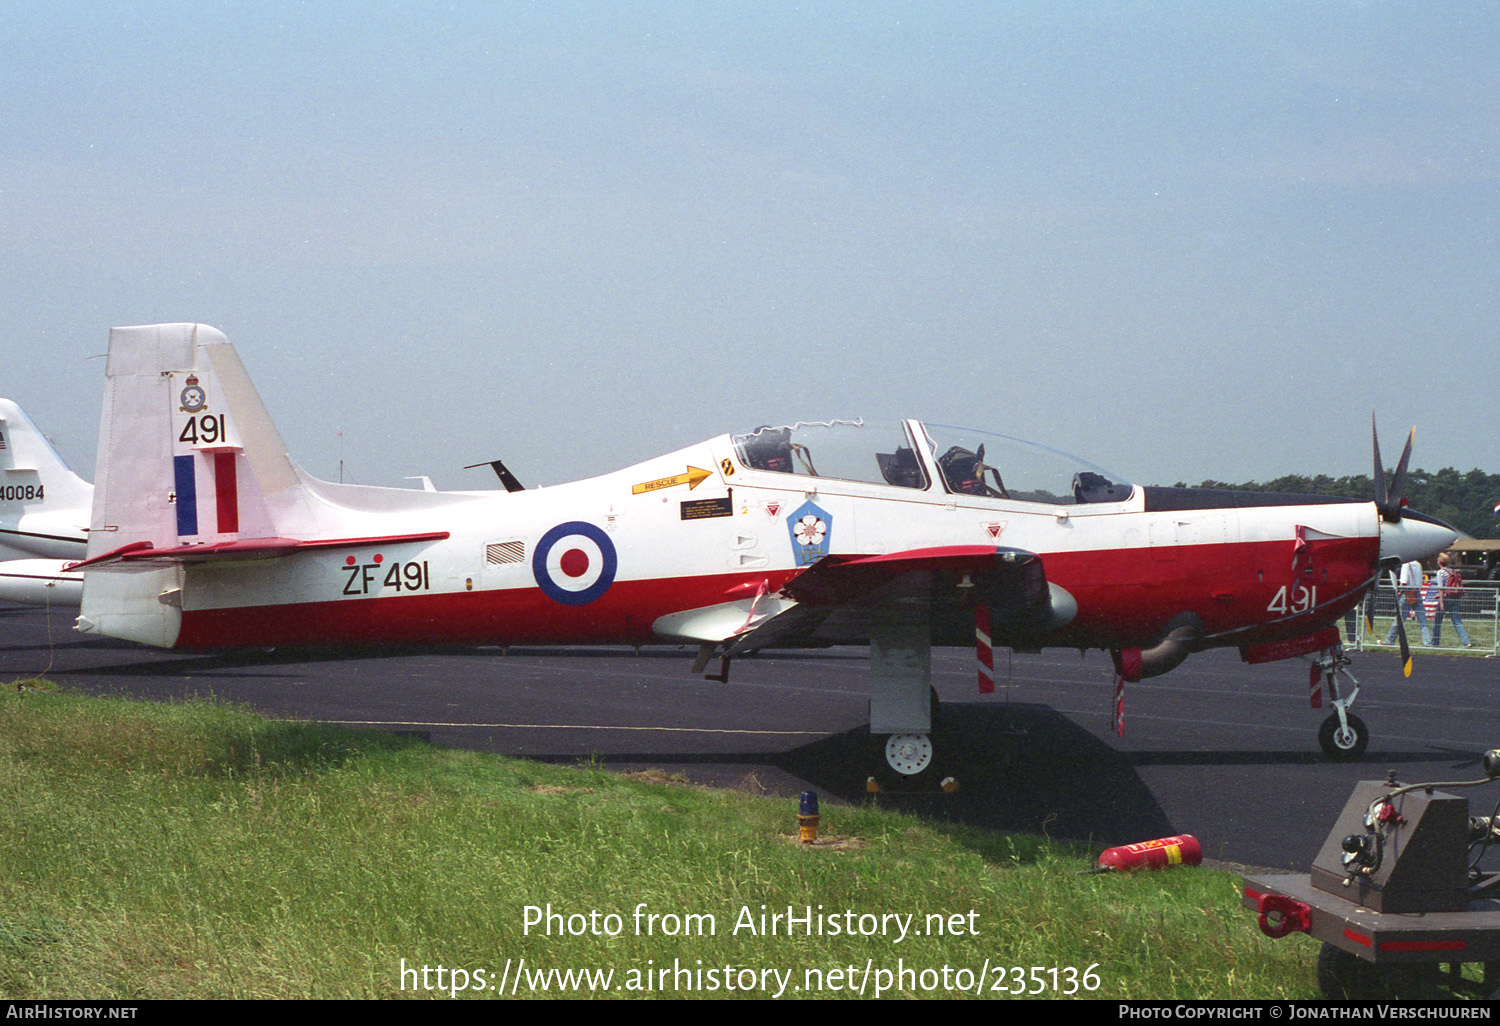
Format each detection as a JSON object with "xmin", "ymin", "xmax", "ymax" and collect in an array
[
  {"xmin": 1319, "ymin": 712, "xmax": 1369, "ymax": 760},
  {"xmin": 885, "ymin": 733, "xmax": 934, "ymax": 776},
  {"xmin": 869, "ymin": 731, "xmax": 942, "ymax": 790}
]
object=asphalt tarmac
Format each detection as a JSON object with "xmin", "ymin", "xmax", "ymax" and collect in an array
[{"xmin": 3, "ymin": 602, "xmax": 1496, "ymax": 872}]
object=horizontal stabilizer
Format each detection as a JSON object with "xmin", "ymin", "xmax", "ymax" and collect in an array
[
  {"xmin": 0, "ymin": 558, "xmax": 82, "ymax": 606},
  {"xmin": 69, "ymin": 530, "xmax": 450, "ymax": 571}
]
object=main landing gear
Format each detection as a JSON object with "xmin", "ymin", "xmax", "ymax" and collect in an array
[
  {"xmin": 1311, "ymin": 646, "xmax": 1369, "ymax": 760},
  {"xmin": 869, "ymin": 686, "xmax": 953, "ymax": 791},
  {"xmin": 883, "ymin": 733, "xmax": 935, "ymax": 776}
]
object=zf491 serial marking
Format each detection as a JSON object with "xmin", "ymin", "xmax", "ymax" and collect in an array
[{"xmin": 341, "ymin": 559, "xmax": 431, "ymax": 596}]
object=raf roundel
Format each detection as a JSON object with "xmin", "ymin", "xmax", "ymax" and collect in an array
[{"xmin": 532, "ymin": 521, "xmax": 618, "ymax": 606}]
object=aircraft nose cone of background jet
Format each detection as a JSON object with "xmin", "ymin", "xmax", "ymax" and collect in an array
[{"xmin": 1379, "ymin": 509, "xmax": 1458, "ymax": 564}]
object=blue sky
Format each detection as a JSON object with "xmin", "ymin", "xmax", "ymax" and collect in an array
[{"xmin": 3, "ymin": 2, "xmax": 1496, "ymax": 491}]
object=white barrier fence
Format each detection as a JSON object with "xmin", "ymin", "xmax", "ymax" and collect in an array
[{"xmin": 1351, "ymin": 579, "xmax": 1499, "ymax": 655}]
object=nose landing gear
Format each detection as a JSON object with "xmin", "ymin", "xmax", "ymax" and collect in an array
[{"xmin": 1312, "ymin": 646, "xmax": 1369, "ymax": 760}]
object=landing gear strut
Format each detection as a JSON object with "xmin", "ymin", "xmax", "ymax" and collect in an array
[
  {"xmin": 871, "ymin": 687, "xmax": 949, "ymax": 789},
  {"xmin": 1313, "ymin": 646, "xmax": 1368, "ymax": 760}
]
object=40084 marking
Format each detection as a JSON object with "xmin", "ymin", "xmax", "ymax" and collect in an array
[
  {"xmin": 0, "ymin": 484, "xmax": 46, "ymax": 502},
  {"xmin": 342, "ymin": 557, "xmax": 432, "ymax": 596}
]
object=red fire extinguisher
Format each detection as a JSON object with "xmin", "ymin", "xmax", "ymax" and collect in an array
[{"xmin": 1096, "ymin": 835, "xmax": 1202, "ymax": 872}]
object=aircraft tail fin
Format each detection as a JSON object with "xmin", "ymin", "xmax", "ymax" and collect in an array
[
  {"xmin": 80, "ymin": 323, "xmax": 306, "ymax": 645},
  {"xmin": 85, "ymin": 324, "xmax": 309, "ymax": 558},
  {"xmin": 79, "ymin": 323, "xmax": 466, "ymax": 646},
  {"xmin": 0, "ymin": 399, "xmax": 91, "ymax": 493},
  {"xmin": 0, "ymin": 399, "xmax": 92, "ymax": 560}
]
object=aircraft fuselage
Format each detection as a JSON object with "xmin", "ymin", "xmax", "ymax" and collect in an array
[{"xmin": 140, "ymin": 432, "xmax": 1381, "ymax": 658}]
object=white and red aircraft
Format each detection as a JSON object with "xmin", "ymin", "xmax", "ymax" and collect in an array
[
  {"xmin": 68, "ymin": 323, "xmax": 1455, "ymax": 781},
  {"xmin": 0, "ymin": 399, "xmax": 88, "ymax": 606}
]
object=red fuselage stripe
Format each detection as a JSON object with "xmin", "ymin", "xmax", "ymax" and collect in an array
[{"xmin": 172, "ymin": 533, "xmax": 1381, "ymax": 652}]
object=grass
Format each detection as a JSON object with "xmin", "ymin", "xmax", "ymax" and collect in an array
[{"xmin": 0, "ymin": 683, "xmax": 1320, "ymax": 999}]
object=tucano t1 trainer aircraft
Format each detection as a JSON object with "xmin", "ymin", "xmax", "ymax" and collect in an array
[
  {"xmin": 0, "ymin": 399, "xmax": 88, "ymax": 605},
  {"xmin": 68, "ymin": 324, "xmax": 1456, "ymax": 780}
]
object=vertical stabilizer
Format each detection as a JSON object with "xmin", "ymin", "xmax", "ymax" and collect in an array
[
  {"xmin": 0, "ymin": 399, "xmax": 92, "ymax": 560},
  {"xmin": 80, "ymin": 323, "xmax": 301, "ymax": 646}
]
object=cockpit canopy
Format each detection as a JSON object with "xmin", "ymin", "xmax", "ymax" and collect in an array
[{"xmin": 732, "ymin": 419, "xmax": 1134, "ymax": 505}]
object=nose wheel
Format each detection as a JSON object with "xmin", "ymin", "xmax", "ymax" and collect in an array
[
  {"xmin": 1313, "ymin": 647, "xmax": 1369, "ymax": 760},
  {"xmin": 1318, "ymin": 712, "xmax": 1369, "ymax": 760}
]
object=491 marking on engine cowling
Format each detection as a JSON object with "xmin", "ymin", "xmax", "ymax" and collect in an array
[{"xmin": 1268, "ymin": 585, "xmax": 1318, "ymax": 615}]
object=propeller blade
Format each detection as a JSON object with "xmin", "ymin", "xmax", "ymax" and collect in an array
[
  {"xmin": 1388, "ymin": 428, "xmax": 1415, "ymax": 519},
  {"xmin": 1372, "ymin": 413, "xmax": 1388, "ymax": 512},
  {"xmin": 1389, "ymin": 567, "xmax": 1412, "ymax": 676},
  {"xmin": 1372, "ymin": 414, "xmax": 1416, "ymax": 524}
]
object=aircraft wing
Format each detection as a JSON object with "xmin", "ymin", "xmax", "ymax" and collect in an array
[
  {"xmin": 720, "ymin": 544, "xmax": 1061, "ymax": 655},
  {"xmin": 654, "ymin": 544, "xmax": 1059, "ymax": 652},
  {"xmin": 67, "ymin": 531, "xmax": 450, "ymax": 571},
  {"xmin": 780, "ymin": 545, "xmax": 1010, "ymax": 606}
]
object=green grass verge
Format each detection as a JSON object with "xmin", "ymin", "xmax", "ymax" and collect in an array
[{"xmin": 0, "ymin": 684, "xmax": 1318, "ymax": 999}]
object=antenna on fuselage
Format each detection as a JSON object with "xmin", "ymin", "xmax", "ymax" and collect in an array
[{"xmin": 464, "ymin": 459, "xmax": 525, "ymax": 493}]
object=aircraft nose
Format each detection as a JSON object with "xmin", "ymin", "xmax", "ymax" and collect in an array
[{"xmin": 1379, "ymin": 509, "xmax": 1458, "ymax": 564}]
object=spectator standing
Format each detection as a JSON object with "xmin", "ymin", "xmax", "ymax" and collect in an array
[
  {"xmin": 1431, "ymin": 553, "xmax": 1473, "ymax": 648},
  {"xmin": 1384, "ymin": 559, "xmax": 1432, "ymax": 647}
]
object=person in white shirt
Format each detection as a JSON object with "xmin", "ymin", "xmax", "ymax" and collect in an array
[{"xmin": 1383, "ymin": 559, "xmax": 1432, "ymax": 647}]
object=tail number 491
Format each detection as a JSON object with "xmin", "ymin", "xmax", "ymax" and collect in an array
[
  {"xmin": 178, "ymin": 414, "xmax": 227, "ymax": 445},
  {"xmin": 1268, "ymin": 585, "xmax": 1317, "ymax": 615}
]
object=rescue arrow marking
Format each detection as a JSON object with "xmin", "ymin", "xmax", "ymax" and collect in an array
[{"xmin": 632, "ymin": 466, "xmax": 712, "ymax": 495}]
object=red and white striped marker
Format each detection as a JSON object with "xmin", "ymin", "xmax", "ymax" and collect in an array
[
  {"xmin": 1113, "ymin": 674, "xmax": 1125, "ymax": 737},
  {"xmin": 975, "ymin": 604, "xmax": 994, "ymax": 694}
]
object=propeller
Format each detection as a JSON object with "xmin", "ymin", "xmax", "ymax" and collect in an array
[
  {"xmin": 1371, "ymin": 415, "xmax": 1418, "ymax": 677},
  {"xmin": 1374, "ymin": 414, "xmax": 1428, "ymax": 678},
  {"xmin": 1372, "ymin": 413, "xmax": 1414, "ymax": 523}
]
